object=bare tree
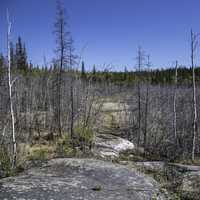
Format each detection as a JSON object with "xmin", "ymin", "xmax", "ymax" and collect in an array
[
  {"xmin": 173, "ymin": 61, "xmax": 178, "ymax": 141},
  {"xmin": 69, "ymin": 36, "xmax": 77, "ymax": 144},
  {"xmin": 144, "ymin": 55, "xmax": 151, "ymax": 150},
  {"xmin": 53, "ymin": 0, "xmax": 70, "ymax": 136},
  {"xmin": 7, "ymin": 10, "xmax": 17, "ymax": 168},
  {"xmin": 136, "ymin": 46, "xmax": 145, "ymax": 146},
  {"xmin": 191, "ymin": 30, "xmax": 198, "ymax": 161}
]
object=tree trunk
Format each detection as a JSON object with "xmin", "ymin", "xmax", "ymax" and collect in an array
[
  {"xmin": 173, "ymin": 61, "xmax": 178, "ymax": 141},
  {"xmin": 7, "ymin": 11, "xmax": 17, "ymax": 168},
  {"xmin": 137, "ymin": 47, "xmax": 142, "ymax": 146},
  {"xmin": 191, "ymin": 30, "xmax": 197, "ymax": 161},
  {"xmin": 144, "ymin": 55, "xmax": 151, "ymax": 150}
]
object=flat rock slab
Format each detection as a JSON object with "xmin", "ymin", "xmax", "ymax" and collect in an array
[
  {"xmin": 93, "ymin": 134, "xmax": 135, "ymax": 159},
  {"xmin": 0, "ymin": 158, "xmax": 167, "ymax": 200}
]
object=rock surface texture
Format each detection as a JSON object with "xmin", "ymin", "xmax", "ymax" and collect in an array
[
  {"xmin": 0, "ymin": 158, "xmax": 167, "ymax": 200},
  {"xmin": 93, "ymin": 134, "xmax": 135, "ymax": 159}
]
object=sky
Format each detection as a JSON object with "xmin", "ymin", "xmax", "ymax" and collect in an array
[{"xmin": 1, "ymin": 0, "xmax": 200, "ymax": 71}]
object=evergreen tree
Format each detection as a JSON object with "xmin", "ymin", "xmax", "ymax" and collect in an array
[
  {"xmin": 0, "ymin": 53, "xmax": 4, "ymax": 68},
  {"xmin": 92, "ymin": 65, "xmax": 96, "ymax": 75},
  {"xmin": 124, "ymin": 66, "xmax": 128, "ymax": 80},
  {"xmin": 29, "ymin": 61, "xmax": 33, "ymax": 71},
  {"xmin": 22, "ymin": 43, "xmax": 28, "ymax": 67},
  {"xmin": 16, "ymin": 36, "xmax": 28, "ymax": 71},
  {"xmin": 81, "ymin": 61, "xmax": 85, "ymax": 76},
  {"xmin": 0, "ymin": 53, "xmax": 5, "ymax": 76}
]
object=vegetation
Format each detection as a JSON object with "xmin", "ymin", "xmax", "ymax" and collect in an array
[{"xmin": 0, "ymin": 2, "xmax": 200, "ymax": 181}]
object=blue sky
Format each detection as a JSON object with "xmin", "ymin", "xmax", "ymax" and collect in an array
[{"xmin": 0, "ymin": 0, "xmax": 200, "ymax": 71}]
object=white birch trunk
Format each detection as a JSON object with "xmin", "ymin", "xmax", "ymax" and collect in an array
[
  {"xmin": 7, "ymin": 10, "xmax": 17, "ymax": 168},
  {"xmin": 191, "ymin": 30, "xmax": 197, "ymax": 161}
]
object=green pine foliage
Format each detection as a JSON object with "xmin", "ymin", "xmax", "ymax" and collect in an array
[{"xmin": 16, "ymin": 37, "xmax": 28, "ymax": 72}]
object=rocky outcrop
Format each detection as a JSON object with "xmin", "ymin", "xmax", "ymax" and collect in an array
[
  {"xmin": 167, "ymin": 163, "xmax": 200, "ymax": 200},
  {"xmin": 93, "ymin": 134, "xmax": 135, "ymax": 159},
  {"xmin": 134, "ymin": 162, "xmax": 200, "ymax": 200},
  {"xmin": 93, "ymin": 100, "xmax": 134, "ymax": 160},
  {"xmin": 0, "ymin": 158, "xmax": 167, "ymax": 200},
  {"xmin": 181, "ymin": 171, "xmax": 200, "ymax": 199}
]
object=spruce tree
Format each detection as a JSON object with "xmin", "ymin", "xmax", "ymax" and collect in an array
[
  {"xmin": 0, "ymin": 54, "xmax": 4, "ymax": 76},
  {"xmin": 92, "ymin": 65, "xmax": 96, "ymax": 75},
  {"xmin": 16, "ymin": 36, "xmax": 28, "ymax": 71},
  {"xmin": 124, "ymin": 66, "xmax": 128, "ymax": 80},
  {"xmin": 0, "ymin": 54, "xmax": 4, "ymax": 68},
  {"xmin": 81, "ymin": 61, "xmax": 85, "ymax": 77}
]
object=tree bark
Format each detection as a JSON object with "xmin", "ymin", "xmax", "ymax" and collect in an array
[
  {"xmin": 144, "ymin": 55, "xmax": 150, "ymax": 150},
  {"xmin": 7, "ymin": 10, "xmax": 17, "ymax": 168},
  {"xmin": 173, "ymin": 61, "xmax": 178, "ymax": 141},
  {"xmin": 191, "ymin": 30, "xmax": 197, "ymax": 161}
]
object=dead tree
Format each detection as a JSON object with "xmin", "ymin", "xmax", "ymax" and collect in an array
[
  {"xmin": 69, "ymin": 36, "xmax": 76, "ymax": 143},
  {"xmin": 7, "ymin": 10, "xmax": 17, "ymax": 168},
  {"xmin": 173, "ymin": 61, "xmax": 178, "ymax": 141},
  {"xmin": 53, "ymin": 0, "xmax": 70, "ymax": 136},
  {"xmin": 191, "ymin": 30, "xmax": 198, "ymax": 161},
  {"xmin": 136, "ymin": 46, "xmax": 145, "ymax": 146},
  {"xmin": 144, "ymin": 55, "xmax": 151, "ymax": 150}
]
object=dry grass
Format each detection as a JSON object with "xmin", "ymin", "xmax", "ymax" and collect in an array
[{"xmin": 17, "ymin": 143, "xmax": 56, "ymax": 163}]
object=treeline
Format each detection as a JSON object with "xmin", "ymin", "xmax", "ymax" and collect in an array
[
  {"xmin": 1, "ymin": 52, "xmax": 199, "ymax": 86},
  {"xmin": 83, "ymin": 67, "xmax": 198, "ymax": 85},
  {"xmin": 0, "ymin": 34, "xmax": 197, "ymax": 86}
]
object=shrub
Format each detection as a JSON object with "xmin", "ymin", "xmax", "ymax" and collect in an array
[
  {"xmin": 74, "ymin": 125, "xmax": 94, "ymax": 151},
  {"xmin": 27, "ymin": 145, "xmax": 55, "ymax": 160},
  {"xmin": 0, "ymin": 146, "xmax": 12, "ymax": 176},
  {"xmin": 56, "ymin": 135, "xmax": 74, "ymax": 157}
]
